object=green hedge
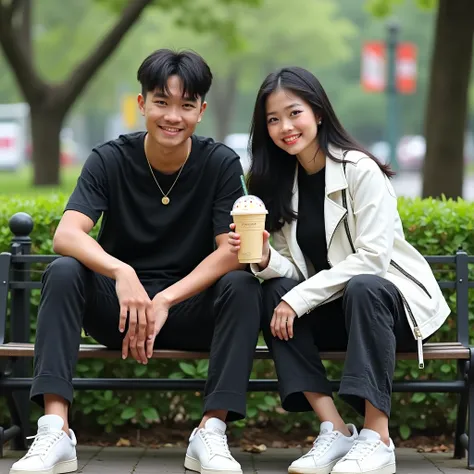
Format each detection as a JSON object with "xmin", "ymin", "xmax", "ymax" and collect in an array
[{"xmin": 0, "ymin": 194, "xmax": 473, "ymax": 439}]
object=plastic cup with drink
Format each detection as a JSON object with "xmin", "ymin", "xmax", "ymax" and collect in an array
[{"xmin": 230, "ymin": 176, "xmax": 268, "ymax": 264}]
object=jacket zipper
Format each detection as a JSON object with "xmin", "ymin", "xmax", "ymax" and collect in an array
[
  {"xmin": 341, "ymin": 189, "xmax": 356, "ymax": 253},
  {"xmin": 396, "ymin": 289, "xmax": 424, "ymax": 369},
  {"xmin": 390, "ymin": 260, "xmax": 432, "ymax": 299},
  {"xmin": 336, "ymin": 224, "xmax": 425, "ymax": 367},
  {"xmin": 334, "ymin": 162, "xmax": 424, "ymax": 368},
  {"xmin": 326, "ymin": 213, "xmax": 347, "ymax": 268}
]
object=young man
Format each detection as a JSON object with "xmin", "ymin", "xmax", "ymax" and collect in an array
[{"xmin": 10, "ymin": 49, "xmax": 262, "ymax": 474}]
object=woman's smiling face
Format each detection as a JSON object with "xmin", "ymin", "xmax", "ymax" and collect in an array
[{"xmin": 265, "ymin": 88, "xmax": 320, "ymax": 159}]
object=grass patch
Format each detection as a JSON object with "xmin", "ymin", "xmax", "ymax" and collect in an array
[{"xmin": 0, "ymin": 165, "xmax": 81, "ymax": 197}]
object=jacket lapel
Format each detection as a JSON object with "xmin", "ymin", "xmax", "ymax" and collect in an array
[
  {"xmin": 324, "ymin": 148, "xmax": 349, "ymax": 249},
  {"xmin": 283, "ymin": 146, "xmax": 350, "ymax": 278},
  {"xmin": 283, "ymin": 164, "xmax": 309, "ymax": 279}
]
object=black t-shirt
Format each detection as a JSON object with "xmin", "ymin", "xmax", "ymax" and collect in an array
[
  {"xmin": 66, "ymin": 132, "xmax": 244, "ymax": 283},
  {"xmin": 296, "ymin": 165, "xmax": 330, "ymax": 274}
]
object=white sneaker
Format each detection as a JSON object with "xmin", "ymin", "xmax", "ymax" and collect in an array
[
  {"xmin": 10, "ymin": 414, "xmax": 78, "ymax": 474},
  {"xmin": 288, "ymin": 421, "xmax": 358, "ymax": 474},
  {"xmin": 331, "ymin": 428, "xmax": 396, "ymax": 474},
  {"xmin": 184, "ymin": 418, "xmax": 242, "ymax": 474}
]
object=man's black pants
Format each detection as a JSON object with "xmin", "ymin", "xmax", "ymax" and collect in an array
[
  {"xmin": 261, "ymin": 274, "xmax": 417, "ymax": 418},
  {"xmin": 31, "ymin": 257, "xmax": 262, "ymax": 421}
]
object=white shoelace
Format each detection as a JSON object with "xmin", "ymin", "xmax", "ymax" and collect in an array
[
  {"xmin": 202, "ymin": 429, "xmax": 233, "ymax": 459},
  {"xmin": 343, "ymin": 438, "xmax": 379, "ymax": 460},
  {"xmin": 25, "ymin": 429, "xmax": 63, "ymax": 458},
  {"xmin": 303, "ymin": 431, "xmax": 338, "ymax": 458}
]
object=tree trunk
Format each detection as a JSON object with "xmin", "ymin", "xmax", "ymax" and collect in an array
[
  {"xmin": 421, "ymin": 0, "xmax": 474, "ymax": 199},
  {"xmin": 0, "ymin": 0, "xmax": 153, "ymax": 185},
  {"xmin": 211, "ymin": 70, "xmax": 239, "ymax": 142},
  {"xmin": 30, "ymin": 106, "xmax": 64, "ymax": 186}
]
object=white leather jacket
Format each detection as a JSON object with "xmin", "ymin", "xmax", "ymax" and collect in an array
[{"xmin": 252, "ymin": 145, "xmax": 451, "ymax": 368}]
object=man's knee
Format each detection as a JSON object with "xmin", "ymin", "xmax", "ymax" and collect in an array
[
  {"xmin": 214, "ymin": 271, "xmax": 262, "ymax": 331},
  {"xmin": 217, "ymin": 270, "xmax": 262, "ymax": 295},
  {"xmin": 43, "ymin": 256, "xmax": 88, "ymax": 287}
]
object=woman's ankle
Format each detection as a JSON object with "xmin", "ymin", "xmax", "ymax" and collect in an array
[
  {"xmin": 44, "ymin": 394, "xmax": 70, "ymax": 433},
  {"xmin": 333, "ymin": 421, "xmax": 351, "ymax": 437}
]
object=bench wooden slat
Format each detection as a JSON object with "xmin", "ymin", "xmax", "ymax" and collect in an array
[{"xmin": 0, "ymin": 342, "xmax": 469, "ymax": 360}]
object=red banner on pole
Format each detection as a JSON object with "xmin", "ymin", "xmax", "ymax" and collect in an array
[
  {"xmin": 361, "ymin": 41, "xmax": 386, "ymax": 92},
  {"xmin": 361, "ymin": 41, "xmax": 417, "ymax": 94},
  {"xmin": 396, "ymin": 42, "xmax": 417, "ymax": 94}
]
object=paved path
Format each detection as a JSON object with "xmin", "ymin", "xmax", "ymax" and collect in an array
[{"xmin": 1, "ymin": 446, "xmax": 468, "ymax": 473}]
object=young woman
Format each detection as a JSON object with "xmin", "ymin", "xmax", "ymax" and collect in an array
[{"xmin": 228, "ymin": 67, "xmax": 450, "ymax": 474}]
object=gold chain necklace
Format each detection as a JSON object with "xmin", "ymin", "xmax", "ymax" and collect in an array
[{"xmin": 145, "ymin": 142, "xmax": 191, "ymax": 205}]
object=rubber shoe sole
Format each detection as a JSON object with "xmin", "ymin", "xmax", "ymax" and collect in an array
[
  {"xmin": 10, "ymin": 457, "xmax": 78, "ymax": 474},
  {"xmin": 184, "ymin": 454, "xmax": 242, "ymax": 474}
]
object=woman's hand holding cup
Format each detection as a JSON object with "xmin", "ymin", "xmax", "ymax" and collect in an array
[{"xmin": 228, "ymin": 223, "xmax": 270, "ymax": 269}]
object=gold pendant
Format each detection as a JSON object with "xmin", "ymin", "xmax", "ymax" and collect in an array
[{"xmin": 161, "ymin": 196, "xmax": 170, "ymax": 205}]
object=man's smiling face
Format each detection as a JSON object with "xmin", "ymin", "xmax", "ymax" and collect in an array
[{"xmin": 138, "ymin": 75, "xmax": 207, "ymax": 149}]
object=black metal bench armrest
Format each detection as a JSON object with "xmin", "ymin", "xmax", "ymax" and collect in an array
[{"xmin": 0, "ymin": 253, "xmax": 12, "ymax": 345}]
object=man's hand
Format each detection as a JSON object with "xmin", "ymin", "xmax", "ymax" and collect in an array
[
  {"xmin": 145, "ymin": 293, "xmax": 172, "ymax": 358},
  {"xmin": 271, "ymin": 301, "xmax": 297, "ymax": 341},
  {"xmin": 116, "ymin": 265, "xmax": 154, "ymax": 364}
]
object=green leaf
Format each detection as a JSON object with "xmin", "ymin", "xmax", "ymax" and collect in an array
[
  {"xmin": 364, "ymin": 0, "xmax": 393, "ymax": 17},
  {"xmin": 142, "ymin": 407, "xmax": 159, "ymax": 421},
  {"xmin": 440, "ymin": 364, "xmax": 452, "ymax": 374},
  {"xmin": 179, "ymin": 362, "xmax": 197, "ymax": 376},
  {"xmin": 399, "ymin": 424, "xmax": 411, "ymax": 440},
  {"xmin": 103, "ymin": 390, "xmax": 113, "ymax": 401},
  {"xmin": 247, "ymin": 407, "xmax": 257, "ymax": 418},
  {"xmin": 410, "ymin": 369, "xmax": 419, "ymax": 379},
  {"xmin": 197, "ymin": 359, "xmax": 209, "ymax": 374},
  {"xmin": 91, "ymin": 360, "xmax": 105, "ymax": 372},
  {"xmin": 415, "ymin": 0, "xmax": 437, "ymax": 10},
  {"xmin": 411, "ymin": 393, "xmax": 426, "ymax": 403},
  {"xmin": 168, "ymin": 372, "xmax": 185, "ymax": 379},
  {"xmin": 264, "ymin": 395, "xmax": 278, "ymax": 407},
  {"xmin": 134, "ymin": 364, "xmax": 148, "ymax": 377},
  {"xmin": 121, "ymin": 407, "xmax": 137, "ymax": 420}
]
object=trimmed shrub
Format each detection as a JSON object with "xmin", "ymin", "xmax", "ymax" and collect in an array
[{"xmin": 0, "ymin": 194, "xmax": 473, "ymax": 438}]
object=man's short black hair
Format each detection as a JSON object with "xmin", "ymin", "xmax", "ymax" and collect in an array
[{"xmin": 137, "ymin": 49, "xmax": 213, "ymax": 102}]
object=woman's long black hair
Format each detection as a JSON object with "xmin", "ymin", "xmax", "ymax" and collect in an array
[{"xmin": 247, "ymin": 66, "xmax": 394, "ymax": 232}]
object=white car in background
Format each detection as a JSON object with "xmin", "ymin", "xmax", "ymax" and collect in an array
[
  {"xmin": 224, "ymin": 133, "xmax": 251, "ymax": 173},
  {"xmin": 0, "ymin": 122, "xmax": 24, "ymax": 171}
]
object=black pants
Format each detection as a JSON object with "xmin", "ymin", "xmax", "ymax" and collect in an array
[
  {"xmin": 31, "ymin": 257, "xmax": 262, "ymax": 421},
  {"xmin": 261, "ymin": 274, "xmax": 416, "ymax": 418}
]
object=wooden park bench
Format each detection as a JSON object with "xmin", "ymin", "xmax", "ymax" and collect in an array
[{"xmin": 1, "ymin": 212, "xmax": 473, "ymax": 468}]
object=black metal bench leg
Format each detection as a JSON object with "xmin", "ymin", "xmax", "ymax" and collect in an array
[
  {"xmin": 7, "ymin": 392, "xmax": 28, "ymax": 451},
  {"xmin": 0, "ymin": 426, "xmax": 4, "ymax": 458},
  {"xmin": 0, "ymin": 424, "xmax": 22, "ymax": 458},
  {"xmin": 468, "ymin": 353, "xmax": 474, "ymax": 469},
  {"xmin": 456, "ymin": 389, "xmax": 469, "ymax": 459},
  {"xmin": 455, "ymin": 361, "xmax": 469, "ymax": 459}
]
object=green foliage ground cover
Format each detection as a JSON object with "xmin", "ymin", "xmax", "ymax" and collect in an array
[{"xmin": 0, "ymin": 195, "xmax": 473, "ymax": 439}]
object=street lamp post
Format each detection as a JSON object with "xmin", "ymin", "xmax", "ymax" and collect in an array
[{"xmin": 386, "ymin": 20, "xmax": 399, "ymax": 171}]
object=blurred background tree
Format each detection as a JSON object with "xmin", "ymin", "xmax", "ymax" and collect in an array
[
  {"xmin": 0, "ymin": 0, "xmax": 261, "ymax": 185},
  {"xmin": 367, "ymin": 0, "xmax": 474, "ymax": 198},
  {"xmin": 0, "ymin": 0, "xmax": 473, "ymax": 197}
]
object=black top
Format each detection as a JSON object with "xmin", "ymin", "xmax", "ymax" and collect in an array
[
  {"xmin": 296, "ymin": 165, "xmax": 330, "ymax": 274},
  {"xmin": 66, "ymin": 132, "xmax": 243, "ymax": 283}
]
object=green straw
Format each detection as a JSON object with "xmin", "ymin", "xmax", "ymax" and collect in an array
[{"xmin": 240, "ymin": 175, "xmax": 249, "ymax": 195}]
